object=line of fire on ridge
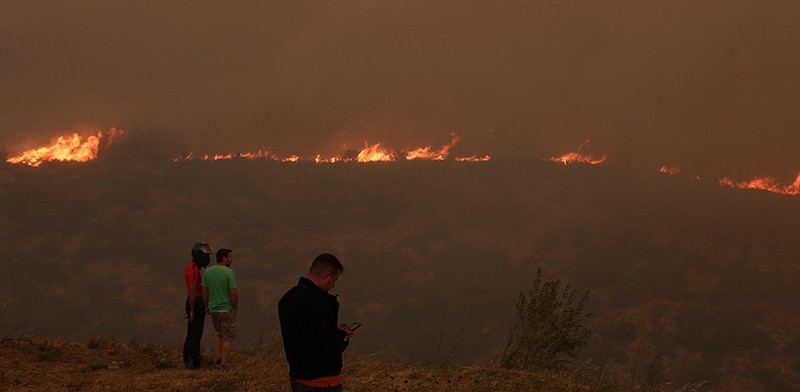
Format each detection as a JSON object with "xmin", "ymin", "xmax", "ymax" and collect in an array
[
  {"xmin": 172, "ymin": 133, "xmax": 493, "ymax": 163},
  {"xmin": 5, "ymin": 129, "xmax": 800, "ymax": 196},
  {"xmin": 172, "ymin": 146, "xmax": 491, "ymax": 164}
]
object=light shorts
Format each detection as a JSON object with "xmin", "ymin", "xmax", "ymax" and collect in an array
[{"xmin": 209, "ymin": 311, "xmax": 237, "ymax": 340}]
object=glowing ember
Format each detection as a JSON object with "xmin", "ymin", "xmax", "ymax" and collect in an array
[
  {"xmin": 455, "ymin": 155, "xmax": 492, "ymax": 162},
  {"xmin": 547, "ymin": 139, "xmax": 607, "ymax": 165},
  {"xmin": 6, "ymin": 129, "xmax": 123, "ymax": 167},
  {"xmin": 719, "ymin": 174, "xmax": 800, "ymax": 195},
  {"xmin": 659, "ymin": 165, "xmax": 681, "ymax": 175}
]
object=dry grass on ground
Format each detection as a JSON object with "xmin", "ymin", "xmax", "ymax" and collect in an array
[{"xmin": 0, "ymin": 336, "xmax": 704, "ymax": 392}]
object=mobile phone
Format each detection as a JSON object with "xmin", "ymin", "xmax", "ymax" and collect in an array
[{"xmin": 346, "ymin": 322, "xmax": 361, "ymax": 331}]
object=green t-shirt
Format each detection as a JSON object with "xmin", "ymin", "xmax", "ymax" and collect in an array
[{"xmin": 202, "ymin": 264, "xmax": 238, "ymax": 311}]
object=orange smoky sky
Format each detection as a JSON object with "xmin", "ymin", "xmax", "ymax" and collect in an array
[{"xmin": 1, "ymin": 1, "xmax": 799, "ymax": 177}]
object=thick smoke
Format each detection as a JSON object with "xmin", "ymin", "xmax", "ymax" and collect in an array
[{"xmin": 1, "ymin": 1, "xmax": 799, "ymax": 176}]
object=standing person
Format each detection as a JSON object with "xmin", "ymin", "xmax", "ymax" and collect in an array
[
  {"xmin": 183, "ymin": 242, "xmax": 213, "ymax": 369},
  {"xmin": 202, "ymin": 248, "xmax": 238, "ymax": 370},
  {"xmin": 278, "ymin": 253, "xmax": 355, "ymax": 392}
]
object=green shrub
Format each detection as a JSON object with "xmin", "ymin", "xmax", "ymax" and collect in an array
[{"xmin": 500, "ymin": 269, "xmax": 591, "ymax": 371}]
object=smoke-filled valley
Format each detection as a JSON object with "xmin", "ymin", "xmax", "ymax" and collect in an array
[{"xmin": 2, "ymin": 156, "xmax": 799, "ymax": 391}]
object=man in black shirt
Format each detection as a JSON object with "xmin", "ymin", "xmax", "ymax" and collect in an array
[{"xmin": 278, "ymin": 253, "xmax": 355, "ymax": 391}]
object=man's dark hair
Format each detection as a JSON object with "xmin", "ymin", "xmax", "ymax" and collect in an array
[
  {"xmin": 216, "ymin": 248, "xmax": 232, "ymax": 263},
  {"xmin": 309, "ymin": 253, "xmax": 343, "ymax": 275}
]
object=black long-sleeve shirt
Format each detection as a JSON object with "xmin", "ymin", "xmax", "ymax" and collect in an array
[{"xmin": 278, "ymin": 277, "xmax": 349, "ymax": 380}]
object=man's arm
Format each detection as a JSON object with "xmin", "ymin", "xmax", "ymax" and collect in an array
[{"xmin": 229, "ymin": 288, "xmax": 238, "ymax": 314}]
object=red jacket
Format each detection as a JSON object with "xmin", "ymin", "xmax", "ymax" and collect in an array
[{"xmin": 184, "ymin": 261, "xmax": 203, "ymax": 297}]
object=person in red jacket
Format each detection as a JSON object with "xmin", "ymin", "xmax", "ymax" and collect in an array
[
  {"xmin": 278, "ymin": 253, "xmax": 356, "ymax": 391},
  {"xmin": 183, "ymin": 242, "xmax": 213, "ymax": 369}
]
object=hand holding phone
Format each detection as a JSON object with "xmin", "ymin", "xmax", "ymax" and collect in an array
[{"xmin": 344, "ymin": 322, "xmax": 361, "ymax": 341}]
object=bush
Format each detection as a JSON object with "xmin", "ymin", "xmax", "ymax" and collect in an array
[{"xmin": 500, "ymin": 269, "xmax": 591, "ymax": 371}]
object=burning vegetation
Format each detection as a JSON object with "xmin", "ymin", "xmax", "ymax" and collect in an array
[
  {"xmin": 719, "ymin": 174, "xmax": 800, "ymax": 196},
  {"xmin": 172, "ymin": 133, "xmax": 489, "ymax": 163},
  {"xmin": 659, "ymin": 165, "xmax": 681, "ymax": 175},
  {"xmin": 5, "ymin": 129, "xmax": 123, "ymax": 167},
  {"xmin": 6, "ymin": 129, "xmax": 800, "ymax": 197},
  {"xmin": 547, "ymin": 139, "xmax": 606, "ymax": 165}
]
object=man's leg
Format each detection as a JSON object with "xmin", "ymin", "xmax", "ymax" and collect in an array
[
  {"xmin": 182, "ymin": 298, "xmax": 191, "ymax": 365},
  {"xmin": 213, "ymin": 333, "xmax": 222, "ymax": 367},
  {"xmin": 219, "ymin": 311, "xmax": 236, "ymax": 367},
  {"xmin": 190, "ymin": 298, "xmax": 206, "ymax": 368},
  {"xmin": 210, "ymin": 311, "xmax": 225, "ymax": 367},
  {"xmin": 214, "ymin": 333, "xmax": 223, "ymax": 364},
  {"xmin": 182, "ymin": 297, "xmax": 205, "ymax": 368},
  {"xmin": 221, "ymin": 339, "xmax": 232, "ymax": 365}
]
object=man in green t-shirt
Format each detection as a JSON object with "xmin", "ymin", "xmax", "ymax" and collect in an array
[{"xmin": 202, "ymin": 248, "xmax": 238, "ymax": 370}]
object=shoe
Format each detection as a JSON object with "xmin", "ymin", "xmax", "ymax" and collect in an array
[
  {"xmin": 219, "ymin": 364, "xmax": 229, "ymax": 371},
  {"xmin": 187, "ymin": 355, "xmax": 202, "ymax": 370}
]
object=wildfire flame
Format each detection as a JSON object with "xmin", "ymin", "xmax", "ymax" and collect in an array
[
  {"xmin": 178, "ymin": 149, "xmax": 281, "ymax": 162},
  {"xmin": 455, "ymin": 155, "xmax": 492, "ymax": 162},
  {"xmin": 174, "ymin": 133, "xmax": 491, "ymax": 163},
  {"xmin": 718, "ymin": 174, "xmax": 800, "ymax": 196},
  {"xmin": 548, "ymin": 139, "xmax": 607, "ymax": 165},
  {"xmin": 659, "ymin": 165, "xmax": 681, "ymax": 175},
  {"xmin": 357, "ymin": 142, "xmax": 396, "ymax": 162},
  {"xmin": 405, "ymin": 133, "xmax": 460, "ymax": 161},
  {"xmin": 13, "ymin": 129, "xmax": 800, "ymax": 198},
  {"xmin": 6, "ymin": 129, "xmax": 123, "ymax": 167}
]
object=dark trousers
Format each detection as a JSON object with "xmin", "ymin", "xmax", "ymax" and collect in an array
[
  {"xmin": 290, "ymin": 379, "xmax": 342, "ymax": 392},
  {"xmin": 182, "ymin": 296, "xmax": 206, "ymax": 368}
]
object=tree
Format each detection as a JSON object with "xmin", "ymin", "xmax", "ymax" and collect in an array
[{"xmin": 500, "ymin": 269, "xmax": 591, "ymax": 371}]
